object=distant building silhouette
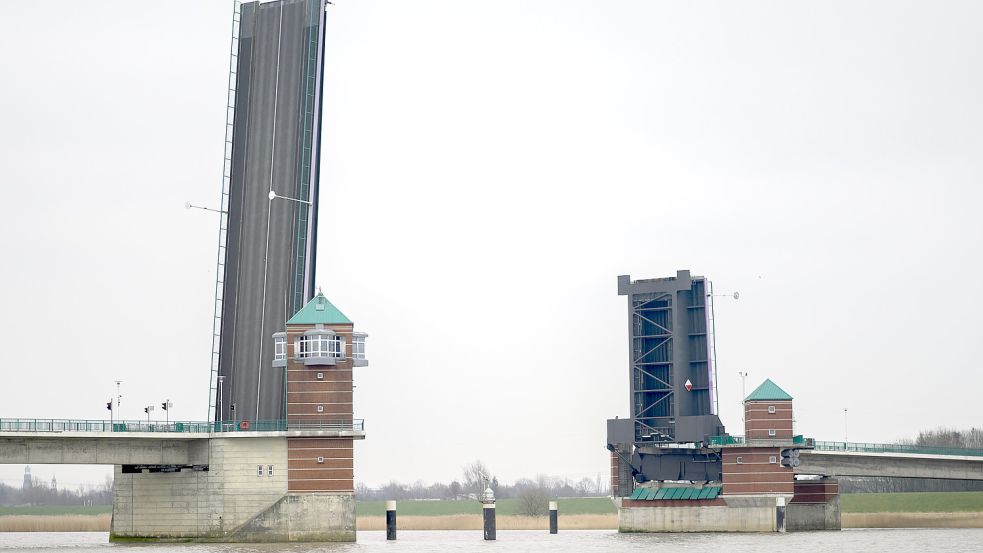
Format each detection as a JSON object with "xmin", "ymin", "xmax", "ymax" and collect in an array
[{"xmin": 22, "ymin": 466, "xmax": 31, "ymax": 489}]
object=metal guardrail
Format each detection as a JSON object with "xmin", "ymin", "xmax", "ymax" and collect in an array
[
  {"xmin": 0, "ymin": 418, "xmax": 364, "ymax": 434},
  {"xmin": 706, "ymin": 435, "xmax": 983, "ymax": 458},
  {"xmin": 812, "ymin": 440, "xmax": 983, "ymax": 458},
  {"xmin": 706, "ymin": 435, "xmax": 745, "ymax": 446}
]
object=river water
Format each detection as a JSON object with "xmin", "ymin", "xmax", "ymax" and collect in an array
[{"xmin": 2, "ymin": 529, "xmax": 982, "ymax": 552}]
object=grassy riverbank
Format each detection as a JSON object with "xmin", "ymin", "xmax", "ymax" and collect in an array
[
  {"xmin": 841, "ymin": 492, "xmax": 983, "ymax": 513},
  {"xmin": 5, "ymin": 493, "xmax": 983, "ymax": 532}
]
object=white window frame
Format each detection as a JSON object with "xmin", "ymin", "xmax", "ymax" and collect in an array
[
  {"xmin": 297, "ymin": 331, "xmax": 344, "ymax": 359},
  {"xmin": 267, "ymin": 465, "xmax": 274, "ymax": 477},
  {"xmin": 317, "ymin": 405, "xmax": 324, "ymax": 413},
  {"xmin": 328, "ymin": 335, "xmax": 343, "ymax": 358},
  {"xmin": 316, "ymin": 456, "xmax": 325, "ymax": 464},
  {"xmin": 256, "ymin": 465, "xmax": 263, "ymax": 477},
  {"xmin": 769, "ymin": 456, "xmax": 778, "ymax": 464},
  {"xmin": 768, "ymin": 405, "xmax": 776, "ymax": 414},
  {"xmin": 352, "ymin": 333, "xmax": 366, "ymax": 360},
  {"xmin": 736, "ymin": 456, "xmax": 744, "ymax": 464},
  {"xmin": 273, "ymin": 335, "xmax": 287, "ymax": 361},
  {"xmin": 768, "ymin": 429, "xmax": 777, "ymax": 437}
]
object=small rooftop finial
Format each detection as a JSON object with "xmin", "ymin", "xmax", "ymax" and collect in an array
[{"xmin": 317, "ymin": 286, "xmax": 323, "ymax": 296}]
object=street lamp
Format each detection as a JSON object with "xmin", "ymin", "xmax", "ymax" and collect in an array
[
  {"xmin": 268, "ymin": 189, "xmax": 311, "ymax": 206},
  {"xmin": 161, "ymin": 400, "xmax": 172, "ymax": 424},
  {"xmin": 184, "ymin": 201, "xmax": 225, "ymax": 214},
  {"xmin": 218, "ymin": 376, "xmax": 225, "ymax": 431},
  {"xmin": 737, "ymin": 371, "xmax": 749, "ymax": 422},
  {"xmin": 844, "ymin": 408, "xmax": 848, "ymax": 442}
]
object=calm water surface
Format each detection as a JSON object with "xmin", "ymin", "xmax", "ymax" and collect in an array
[{"xmin": 2, "ymin": 530, "xmax": 982, "ymax": 553}]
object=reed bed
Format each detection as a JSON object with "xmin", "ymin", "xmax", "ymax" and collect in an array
[
  {"xmin": 0, "ymin": 514, "xmax": 110, "ymax": 532},
  {"xmin": 357, "ymin": 514, "xmax": 617, "ymax": 531},
  {"xmin": 842, "ymin": 512, "xmax": 983, "ymax": 528}
]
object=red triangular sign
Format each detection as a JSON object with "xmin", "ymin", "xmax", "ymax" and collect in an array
[{"xmin": 684, "ymin": 379, "xmax": 693, "ymax": 392}]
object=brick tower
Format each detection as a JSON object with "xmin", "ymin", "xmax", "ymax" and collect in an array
[
  {"xmin": 274, "ymin": 290, "xmax": 368, "ymax": 494},
  {"xmin": 722, "ymin": 379, "xmax": 795, "ymax": 495}
]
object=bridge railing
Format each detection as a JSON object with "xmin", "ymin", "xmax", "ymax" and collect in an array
[
  {"xmin": 0, "ymin": 418, "xmax": 365, "ymax": 434},
  {"xmin": 812, "ymin": 440, "xmax": 983, "ymax": 458}
]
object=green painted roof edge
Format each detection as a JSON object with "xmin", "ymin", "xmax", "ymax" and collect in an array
[
  {"xmin": 286, "ymin": 291, "xmax": 353, "ymax": 325},
  {"xmin": 745, "ymin": 378, "xmax": 793, "ymax": 401}
]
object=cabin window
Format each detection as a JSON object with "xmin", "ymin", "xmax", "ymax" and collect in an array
[
  {"xmin": 297, "ymin": 331, "xmax": 343, "ymax": 359},
  {"xmin": 273, "ymin": 335, "xmax": 286, "ymax": 361},
  {"xmin": 352, "ymin": 333, "xmax": 367, "ymax": 359},
  {"xmin": 769, "ymin": 429, "xmax": 777, "ymax": 437},
  {"xmin": 768, "ymin": 405, "xmax": 776, "ymax": 414}
]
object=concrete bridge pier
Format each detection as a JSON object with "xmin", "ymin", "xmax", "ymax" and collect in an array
[{"xmin": 110, "ymin": 434, "xmax": 358, "ymax": 542}]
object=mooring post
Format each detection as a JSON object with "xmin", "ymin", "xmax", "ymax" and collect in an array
[
  {"xmin": 483, "ymin": 502, "xmax": 496, "ymax": 540},
  {"xmin": 481, "ymin": 485, "xmax": 496, "ymax": 540},
  {"xmin": 776, "ymin": 496, "xmax": 786, "ymax": 533},
  {"xmin": 386, "ymin": 500, "xmax": 396, "ymax": 540},
  {"xmin": 549, "ymin": 500, "xmax": 558, "ymax": 534}
]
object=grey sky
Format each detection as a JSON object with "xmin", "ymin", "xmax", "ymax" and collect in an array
[{"xmin": 1, "ymin": 0, "xmax": 981, "ymax": 489}]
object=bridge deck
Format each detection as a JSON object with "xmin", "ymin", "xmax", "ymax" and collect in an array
[{"xmin": 0, "ymin": 418, "xmax": 365, "ymax": 466}]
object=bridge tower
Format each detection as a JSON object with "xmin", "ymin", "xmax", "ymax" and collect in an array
[
  {"xmin": 720, "ymin": 379, "xmax": 795, "ymax": 496},
  {"xmin": 275, "ymin": 290, "xmax": 368, "ymax": 494},
  {"xmin": 109, "ymin": 291, "xmax": 368, "ymax": 543},
  {"xmin": 607, "ymin": 270, "xmax": 726, "ymax": 495}
]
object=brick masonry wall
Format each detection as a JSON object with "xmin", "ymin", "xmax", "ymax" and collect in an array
[
  {"xmin": 744, "ymin": 400, "xmax": 793, "ymax": 440},
  {"xmin": 722, "ymin": 448, "xmax": 794, "ymax": 495},
  {"xmin": 287, "ymin": 437, "xmax": 354, "ymax": 492},
  {"xmin": 791, "ymin": 479, "xmax": 839, "ymax": 504}
]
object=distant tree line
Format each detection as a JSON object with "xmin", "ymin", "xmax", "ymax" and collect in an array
[
  {"xmin": 0, "ymin": 476, "xmax": 113, "ymax": 507},
  {"xmin": 356, "ymin": 459, "xmax": 608, "ymax": 514},
  {"xmin": 897, "ymin": 427, "xmax": 983, "ymax": 449}
]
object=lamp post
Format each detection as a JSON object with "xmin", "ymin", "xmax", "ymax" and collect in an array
[
  {"xmin": 184, "ymin": 201, "xmax": 225, "ymax": 214},
  {"xmin": 144, "ymin": 405, "xmax": 154, "ymax": 426},
  {"xmin": 218, "ymin": 376, "xmax": 225, "ymax": 432},
  {"xmin": 161, "ymin": 400, "xmax": 172, "ymax": 424},
  {"xmin": 844, "ymin": 408, "xmax": 848, "ymax": 442},
  {"xmin": 268, "ymin": 189, "xmax": 311, "ymax": 206},
  {"xmin": 737, "ymin": 371, "xmax": 749, "ymax": 422}
]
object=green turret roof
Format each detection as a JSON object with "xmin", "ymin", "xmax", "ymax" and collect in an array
[
  {"xmin": 287, "ymin": 291, "xmax": 352, "ymax": 325},
  {"xmin": 745, "ymin": 378, "xmax": 793, "ymax": 401}
]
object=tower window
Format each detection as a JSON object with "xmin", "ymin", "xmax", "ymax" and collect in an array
[
  {"xmin": 736, "ymin": 456, "xmax": 744, "ymax": 464},
  {"xmin": 297, "ymin": 330, "xmax": 343, "ymax": 359},
  {"xmin": 267, "ymin": 465, "xmax": 274, "ymax": 477},
  {"xmin": 769, "ymin": 456, "xmax": 777, "ymax": 464},
  {"xmin": 256, "ymin": 465, "xmax": 263, "ymax": 477},
  {"xmin": 768, "ymin": 429, "xmax": 777, "ymax": 437},
  {"xmin": 352, "ymin": 333, "xmax": 367, "ymax": 360},
  {"xmin": 273, "ymin": 334, "xmax": 286, "ymax": 361},
  {"xmin": 768, "ymin": 405, "xmax": 776, "ymax": 414},
  {"xmin": 328, "ymin": 335, "xmax": 343, "ymax": 358}
]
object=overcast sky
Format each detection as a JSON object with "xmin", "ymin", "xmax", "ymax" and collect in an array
[{"xmin": 1, "ymin": 0, "xmax": 981, "ymax": 490}]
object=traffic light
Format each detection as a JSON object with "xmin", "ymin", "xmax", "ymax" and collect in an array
[
  {"xmin": 144, "ymin": 406, "xmax": 150, "ymax": 414},
  {"xmin": 106, "ymin": 401, "xmax": 113, "ymax": 411},
  {"xmin": 780, "ymin": 448, "xmax": 801, "ymax": 468},
  {"xmin": 161, "ymin": 402, "xmax": 168, "ymax": 411}
]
